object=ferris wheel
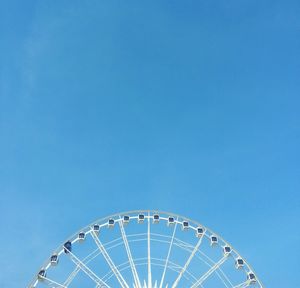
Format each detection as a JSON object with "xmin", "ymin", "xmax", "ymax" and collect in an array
[{"xmin": 29, "ymin": 210, "xmax": 264, "ymax": 288}]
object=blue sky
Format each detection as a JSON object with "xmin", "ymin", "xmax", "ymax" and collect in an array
[{"xmin": 0, "ymin": 0, "xmax": 299, "ymax": 287}]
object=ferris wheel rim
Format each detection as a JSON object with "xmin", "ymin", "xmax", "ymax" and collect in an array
[{"xmin": 28, "ymin": 210, "xmax": 264, "ymax": 288}]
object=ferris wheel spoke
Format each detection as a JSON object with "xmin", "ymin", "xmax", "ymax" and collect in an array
[
  {"xmin": 171, "ymin": 235, "xmax": 204, "ymax": 288},
  {"xmin": 159, "ymin": 218, "xmax": 178, "ymax": 288},
  {"xmin": 64, "ymin": 266, "xmax": 80, "ymax": 286},
  {"xmin": 190, "ymin": 255, "xmax": 228, "ymax": 288},
  {"xmin": 119, "ymin": 217, "xmax": 142, "ymax": 288},
  {"xmin": 66, "ymin": 249, "xmax": 111, "ymax": 288},
  {"xmin": 90, "ymin": 230, "xmax": 129, "ymax": 288},
  {"xmin": 39, "ymin": 275, "xmax": 67, "ymax": 288},
  {"xmin": 147, "ymin": 213, "xmax": 152, "ymax": 288}
]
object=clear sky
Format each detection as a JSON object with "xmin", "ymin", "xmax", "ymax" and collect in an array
[{"xmin": 0, "ymin": 0, "xmax": 299, "ymax": 287}]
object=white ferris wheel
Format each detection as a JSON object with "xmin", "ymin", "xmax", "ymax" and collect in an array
[{"xmin": 29, "ymin": 210, "xmax": 264, "ymax": 288}]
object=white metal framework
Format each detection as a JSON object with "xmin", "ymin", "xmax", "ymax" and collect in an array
[{"xmin": 29, "ymin": 210, "xmax": 264, "ymax": 288}]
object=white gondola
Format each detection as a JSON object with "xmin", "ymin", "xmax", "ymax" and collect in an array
[
  {"xmin": 247, "ymin": 272, "xmax": 257, "ymax": 284},
  {"xmin": 108, "ymin": 219, "xmax": 115, "ymax": 228},
  {"xmin": 153, "ymin": 214, "xmax": 160, "ymax": 223},
  {"xmin": 223, "ymin": 245, "xmax": 231, "ymax": 255},
  {"xmin": 38, "ymin": 269, "xmax": 46, "ymax": 280},
  {"xmin": 168, "ymin": 216, "xmax": 175, "ymax": 226},
  {"xmin": 210, "ymin": 235, "xmax": 218, "ymax": 246},
  {"xmin": 235, "ymin": 258, "xmax": 244, "ymax": 269},
  {"xmin": 93, "ymin": 224, "xmax": 100, "ymax": 234},
  {"xmin": 138, "ymin": 214, "xmax": 145, "ymax": 223},
  {"xmin": 196, "ymin": 226, "xmax": 204, "ymax": 238},
  {"xmin": 78, "ymin": 232, "xmax": 85, "ymax": 242},
  {"xmin": 123, "ymin": 215, "xmax": 130, "ymax": 225},
  {"xmin": 182, "ymin": 221, "xmax": 189, "ymax": 230},
  {"xmin": 50, "ymin": 254, "xmax": 58, "ymax": 265}
]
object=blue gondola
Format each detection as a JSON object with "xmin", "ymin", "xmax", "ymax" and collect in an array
[{"xmin": 64, "ymin": 241, "xmax": 72, "ymax": 253}]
